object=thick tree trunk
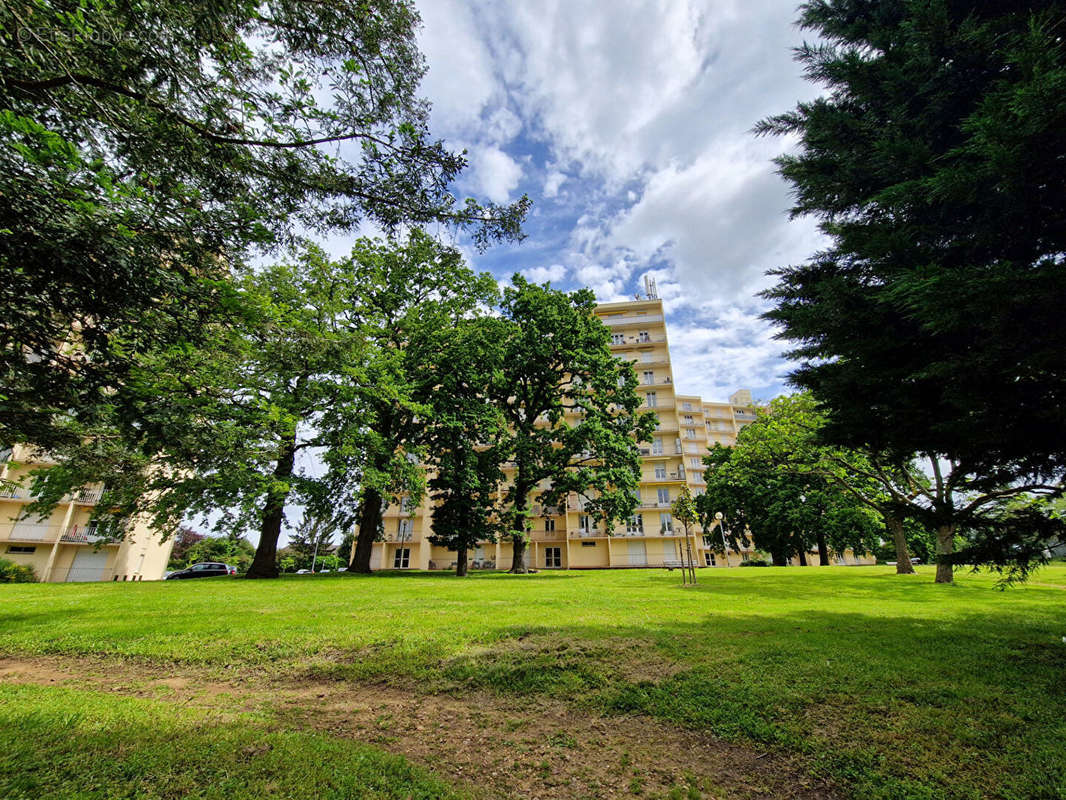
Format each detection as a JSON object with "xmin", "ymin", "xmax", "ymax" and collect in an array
[
  {"xmin": 510, "ymin": 533, "xmax": 528, "ymax": 573},
  {"xmin": 351, "ymin": 487, "xmax": 384, "ymax": 573},
  {"xmin": 246, "ymin": 439, "xmax": 297, "ymax": 579},
  {"xmin": 798, "ymin": 549, "xmax": 808, "ymax": 566},
  {"xmin": 456, "ymin": 546, "xmax": 468, "ymax": 577},
  {"xmin": 816, "ymin": 531, "xmax": 829, "ymax": 565},
  {"xmin": 771, "ymin": 548, "xmax": 788, "ymax": 567},
  {"xmin": 886, "ymin": 514, "xmax": 915, "ymax": 575},
  {"xmin": 934, "ymin": 523, "xmax": 956, "ymax": 584},
  {"xmin": 509, "ymin": 476, "xmax": 531, "ymax": 574}
]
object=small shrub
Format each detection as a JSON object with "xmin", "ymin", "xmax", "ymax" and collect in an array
[
  {"xmin": 0, "ymin": 558, "xmax": 37, "ymax": 583},
  {"xmin": 739, "ymin": 559, "xmax": 770, "ymax": 567}
]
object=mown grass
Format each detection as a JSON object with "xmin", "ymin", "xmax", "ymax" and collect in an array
[
  {"xmin": 0, "ymin": 683, "xmax": 465, "ymax": 799},
  {"xmin": 1, "ymin": 564, "xmax": 1064, "ymax": 799}
]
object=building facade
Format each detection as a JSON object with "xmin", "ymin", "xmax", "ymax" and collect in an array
[
  {"xmin": 0, "ymin": 445, "xmax": 174, "ymax": 582},
  {"xmin": 367, "ymin": 295, "xmax": 873, "ymax": 571}
]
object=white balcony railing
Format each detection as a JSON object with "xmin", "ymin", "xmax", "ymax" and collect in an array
[{"xmin": 601, "ymin": 313, "xmax": 664, "ymax": 327}]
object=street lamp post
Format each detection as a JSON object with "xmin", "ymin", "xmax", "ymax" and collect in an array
[{"xmin": 714, "ymin": 511, "xmax": 730, "ymax": 567}]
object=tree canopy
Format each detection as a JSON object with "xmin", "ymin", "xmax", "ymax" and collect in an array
[
  {"xmin": 756, "ymin": 1, "xmax": 1065, "ymax": 578},
  {"xmin": 491, "ymin": 276, "xmax": 657, "ymax": 573},
  {"xmin": 1, "ymin": 0, "xmax": 528, "ymax": 452}
]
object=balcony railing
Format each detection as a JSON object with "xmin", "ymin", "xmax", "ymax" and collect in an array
[
  {"xmin": 610, "ymin": 335, "xmax": 667, "ymax": 347},
  {"xmin": 601, "ymin": 313, "xmax": 663, "ymax": 327},
  {"xmin": 61, "ymin": 525, "xmax": 114, "ymax": 544},
  {"xmin": 0, "ymin": 486, "xmax": 24, "ymax": 500},
  {"xmin": 73, "ymin": 487, "xmax": 103, "ymax": 504}
]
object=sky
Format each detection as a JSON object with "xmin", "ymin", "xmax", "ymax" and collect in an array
[{"xmin": 408, "ymin": 0, "xmax": 826, "ymax": 404}]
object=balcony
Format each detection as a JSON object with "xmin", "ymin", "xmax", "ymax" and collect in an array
[
  {"xmin": 0, "ymin": 486, "xmax": 24, "ymax": 500},
  {"xmin": 601, "ymin": 313, "xmax": 663, "ymax": 327},
  {"xmin": 610, "ymin": 335, "xmax": 667, "ymax": 348},
  {"xmin": 60, "ymin": 525, "xmax": 116, "ymax": 544},
  {"xmin": 384, "ymin": 531, "xmax": 415, "ymax": 543},
  {"xmin": 73, "ymin": 487, "xmax": 103, "ymax": 504},
  {"xmin": 646, "ymin": 472, "xmax": 685, "ymax": 483}
]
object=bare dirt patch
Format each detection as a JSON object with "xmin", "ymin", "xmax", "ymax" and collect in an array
[{"xmin": 0, "ymin": 655, "xmax": 841, "ymax": 800}]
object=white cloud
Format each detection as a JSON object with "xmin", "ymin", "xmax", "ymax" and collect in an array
[
  {"xmin": 521, "ymin": 263, "xmax": 568, "ymax": 283},
  {"xmin": 467, "ymin": 145, "xmax": 523, "ymax": 204},
  {"xmin": 543, "ymin": 170, "xmax": 566, "ymax": 198}
]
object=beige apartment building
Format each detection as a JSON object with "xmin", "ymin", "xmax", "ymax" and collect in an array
[
  {"xmin": 0, "ymin": 445, "xmax": 174, "ymax": 582},
  {"xmin": 366, "ymin": 288, "xmax": 873, "ymax": 572}
]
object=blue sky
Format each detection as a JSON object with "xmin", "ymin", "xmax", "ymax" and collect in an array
[{"xmin": 407, "ymin": 0, "xmax": 827, "ymax": 404}]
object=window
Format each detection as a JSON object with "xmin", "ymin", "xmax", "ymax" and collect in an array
[
  {"xmin": 683, "ymin": 415, "xmax": 694, "ymax": 424},
  {"xmin": 638, "ymin": 330, "xmax": 650, "ymax": 343},
  {"xmin": 642, "ymin": 370, "xmax": 654, "ymax": 385},
  {"xmin": 581, "ymin": 541, "xmax": 597, "ymax": 547},
  {"xmin": 544, "ymin": 518, "xmax": 555, "ymax": 532},
  {"xmin": 690, "ymin": 457, "xmax": 701, "ymax": 468},
  {"xmin": 6, "ymin": 545, "xmax": 35, "ymax": 554},
  {"xmin": 626, "ymin": 515, "xmax": 644, "ymax": 534},
  {"xmin": 657, "ymin": 488, "xmax": 670, "ymax": 504},
  {"xmin": 646, "ymin": 392, "xmax": 657, "ymax": 408},
  {"xmin": 686, "ymin": 444, "xmax": 698, "ymax": 453},
  {"xmin": 685, "ymin": 428, "xmax": 696, "ymax": 439},
  {"xmin": 652, "ymin": 437, "xmax": 663, "ymax": 455},
  {"xmin": 682, "ymin": 402, "xmax": 692, "ymax": 411},
  {"xmin": 611, "ymin": 333, "xmax": 624, "ymax": 345},
  {"xmin": 579, "ymin": 515, "xmax": 593, "ymax": 533},
  {"xmin": 393, "ymin": 548, "xmax": 411, "ymax": 568},
  {"xmin": 705, "ymin": 552, "xmax": 716, "ymax": 566},
  {"xmin": 678, "ymin": 466, "xmax": 686, "ymax": 480},
  {"xmin": 545, "ymin": 547, "xmax": 562, "ymax": 568},
  {"xmin": 654, "ymin": 466, "xmax": 667, "ymax": 479},
  {"xmin": 398, "ymin": 519, "xmax": 412, "ymax": 539},
  {"xmin": 641, "ymin": 352, "xmax": 654, "ymax": 362},
  {"xmin": 659, "ymin": 513, "xmax": 673, "ymax": 533}
]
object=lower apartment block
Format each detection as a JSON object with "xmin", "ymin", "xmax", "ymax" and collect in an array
[{"xmin": 1, "ymin": 445, "xmax": 174, "ymax": 582}]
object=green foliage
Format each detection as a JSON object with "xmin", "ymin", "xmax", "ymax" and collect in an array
[
  {"xmin": 696, "ymin": 398, "xmax": 882, "ymax": 566},
  {"xmin": 757, "ymin": 2, "xmax": 1066, "ymax": 579},
  {"xmin": 421, "ymin": 317, "xmax": 510, "ymax": 575},
  {"xmin": 0, "ymin": 0, "xmax": 527, "ymax": 452},
  {"xmin": 492, "ymin": 276, "xmax": 658, "ymax": 571},
  {"xmin": 182, "ymin": 536, "xmax": 255, "ymax": 573},
  {"xmin": 0, "ymin": 558, "xmax": 36, "ymax": 583},
  {"xmin": 284, "ymin": 516, "xmax": 337, "ymax": 572},
  {"xmin": 166, "ymin": 526, "xmax": 207, "ymax": 571},
  {"xmin": 758, "ymin": 0, "xmax": 1066, "ymax": 473},
  {"xmin": 343, "ymin": 232, "xmax": 501, "ymax": 571}
]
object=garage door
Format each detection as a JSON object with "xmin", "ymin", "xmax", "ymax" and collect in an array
[{"xmin": 65, "ymin": 549, "xmax": 110, "ymax": 582}]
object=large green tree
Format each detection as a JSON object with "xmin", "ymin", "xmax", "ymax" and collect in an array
[
  {"xmin": 491, "ymin": 277, "xmax": 657, "ymax": 574},
  {"xmin": 28, "ymin": 244, "xmax": 372, "ymax": 578},
  {"xmin": 345, "ymin": 233, "xmax": 499, "ymax": 573},
  {"xmin": 421, "ymin": 317, "xmax": 510, "ymax": 577},
  {"xmin": 1, "ymin": 0, "xmax": 527, "ymax": 451},
  {"xmin": 756, "ymin": 0, "xmax": 1065, "ymax": 579}
]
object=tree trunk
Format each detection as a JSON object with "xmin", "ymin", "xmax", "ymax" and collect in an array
[
  {"xmin": 816, "ymin": 530, "xmax": 829, "ymax": 565},
  {"xmin": 456, "ymin": 545, "xmax": 468, "ymax": 577},
  {"xmin": 246, "ymin": 438, "xmax": 297, "ymax": 579},
  {"xmin": 934, "ymin": 523, "xmax": 956, "ymax": 584},
  {"xmin": 351, "ymin": 487, "xmax": 384, "ymax": 574},
  {"xmin": 885, "ymin": 514, "xmax": 915, "ymax": 575},
  {"xmin": 771, "ymin": 548, "xmax": 788, "ymax": 567},
  {"xmin": 508, "ymin": 476, "xmax": 531, "ymax": 574},
  {"xmin": 798, "ymin": 549, "xmax": 807, "ymax": 566},
  {"xmin": 510, "ymin": 533, "xmax": 528, "ymax": 573}
]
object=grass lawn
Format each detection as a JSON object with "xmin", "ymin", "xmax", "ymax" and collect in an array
[{"xmin": 1, "ymin": 564, "xmax": 1064, "ymax": 799}]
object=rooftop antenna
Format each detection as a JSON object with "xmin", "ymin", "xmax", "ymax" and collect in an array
[{"xmin": 643, "ymin": 275, "xmax": 659, "ymax": 300}]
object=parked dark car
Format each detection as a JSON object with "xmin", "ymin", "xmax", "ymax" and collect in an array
[{"xmin": 164, "ymin": 562, "xmax": 235, "ymax": 580}]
